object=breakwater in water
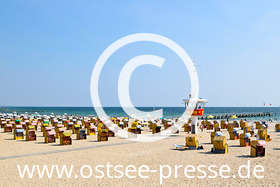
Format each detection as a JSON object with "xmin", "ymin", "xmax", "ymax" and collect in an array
[{"xmin": 200, "ymin": 112, "xmax": 273, "ymax": 120}]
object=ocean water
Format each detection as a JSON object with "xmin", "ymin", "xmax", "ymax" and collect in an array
[{"xmin": 0, "ymin": 107, "xmax": 279, "ymax": 120}]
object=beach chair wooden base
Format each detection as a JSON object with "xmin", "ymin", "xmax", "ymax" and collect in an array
[
  {"xmin": 14, "ymin": 132, "xmax": 24, "ymax": 140},
  {"xmin": 45, "ymin": 135, "xmax": 56, "ymax": 143},
  {"xmin": 4, "ymin": 127, "xmax": 12, "ymax": 133},
  {"xmin": 60, "ymin": 137, "xmax": 72, "ymax": 145},
  {"xmin": 251, "ymin": 141, "xmax": 265, "ymax": 157},
  {"xmin": 26, "ymin": 131, "xmax": 37, "ymax": 141},
  {"xmin": 77, "ymin": 130, "xmax": 87, "ymax": 140},
  {"xmin": 152, "ymin": 126, "xmax": 161, "ymax": 134},
  {"xmin": 128, "ymin": 128, "xmax": 136, "ymax": 134},
  {"xmin": 97, "ymin": 135, "xmax": 108, "ymax": 141},
  {"xmin": 108, "ymin": 130, "xmax": 115, "ymax": 137},
  {"xmin": 97, "ymin": 129, "xmax": 109, "ymax": 141},
  {"xmin": 251, "ymin": 140, "xmax": 266, "ymax": 157},
  {"xmin": 60, "ymin": 132, "xmax": 72, "ymax": 145},
  {"xmin": 87, "ymin": 128, "xmax": 96, "ymax": 135}
]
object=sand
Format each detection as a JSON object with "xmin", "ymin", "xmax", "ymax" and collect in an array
[{"xmin": 0, "ymin": 124, "xmax": 279, "ymax": 187}]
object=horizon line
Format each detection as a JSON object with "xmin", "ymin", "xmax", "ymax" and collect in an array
[{"xmin": 0, "ymin": 106, "xmax": 279, "ymax": 108}]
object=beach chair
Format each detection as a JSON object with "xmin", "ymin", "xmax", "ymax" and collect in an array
[
  {"xmin": 20, "ymin": 121, "xmax": 27, "ymax": 130},
  {"xmin": 211, "ymin": 131, "xmax": 222, "ymax": 144},
  {"xmin": 24, "ymin": 120, "xmax": 30, "ymax": 129},
  {"xmin": 233, "ymin": 121, "xmax": 239, "ymax": 128},
  {"xmin": 4, "ymin": 123, "xmax": 13, "ymax": 132},
  {"xmin": 164, "ymin": 121, "xmax": 172, "ymax": 129},
  {"xmin": 131, "ymin": 121, "xmax": 138, "ymax": 128},
  {"xmin": 221, "ymin": 120, "xmax": 227, "ymax": 129},
  {"xmin": 97, "ymin": 123, "xmax": 104, "ymax": 132},
  {"xmin": 87, "ymin": 124, "xmax": 96, "ymax": 135},
  {"xmin": 1, "ymin": 120, "xmax": 6, "ymax": 128},
  {"xmin": 275, "ymin": 124, "xmax": 280, "ymax": 132},
  {"xmin": 77, "ymin": 129, "xmax": 87, "ymax": 140},
  {"xmin": 72, "ymin": 123, "xmax": 81, "ymax": 134},
  {"xmin": 14, "ymin": 125, "xmax": 24, "ymax": 140},
  {"xmin": 201, "ymin": 120, "xmax": 206, "ymax": 129},
  {"xmin": 229, "ymin": 128, "xmax": 239, "ymax": 140},
  {"xmin": 55, "ymin": 123, "xmax": 64, "ymax": 138},
  {"xmin": 60, "ymin": 132, "xmax": 72, "ymax": 145},
  {"xmin": 118, "ymin": 122, "xmax": 124, "ymax": 129},
  {"xmin": 63, "ymin": 120, "xmax": 69, "ymax": 127},
  {"xmin": 255, "ymin": 121, "xmax": 262, "ymax": 130},
  {"xmin": 185, "ymin": 134, "xmax": 202, "ymax": 150},
  {"xmin": 57, "ymin": 128, "xmax": 65, "ymax": 139},
  {"xmin": 184, "ymin": 123, "xmax": 191, "ymax": 133},
  {"xmin": 211, "ymin": 136, "xmax": 228, "ymax": 154},
  {"xmin": 240, "ymin": 133, "xmax": 251, "ymax": 147},
  {"xmin": 251, "ymin": 140, "xmax": 266, "ymax": 157},
  {"xmin": 66, "ymin": 122, "xmax": 73, "ymax": 130},
  {"xmin": 45, "ymin": 130, "xmax": 56, "ymax": 143},
  {"xmin": 123, "ymin": 119, "xmax": 129, "ymax": 128},
  {"xmin": 227, "ymin": 123, "xmax": 234, "ymax": 132},
  {"xmin": 52, "ymin": 119, "xmax": 58, "ymax": 128},
  {"xmin": 15, "ymin": 119, "xmax": 21, "ymax": 126},
  {"xmin": 243, "ymin": 126, "xmax": 254, "ymax": 136},
  {"xmin": 257, "ymin": 129, "xmax": 271, "ymax": 142},
  {"xmin": 128, "ymin": 127, "xmax": 137, "ymax": 134},
  {"xmin": 43, "ymin": 126, "xmax": 52, "ymax": 137},
  {"xmin": 83, "ymin": 120, "xmax": 90, "ymax": 128},
  {"xmin": 41, "ymin": 121, "xmax": 49, "ymax": 133},
  {"xmin": 147, "ymin": 121, "xmax": 152, "ymax": 130},
  {"xmin": 31, "ymin": 121, "xmax": 38, "ymax": 131},
  {"xmin": 108, "ymin": 129, "xmax": 115, "ymax": 137},
  {"xmin": 136, "ymin": 124, "xmax": 142, "ymax": 134},
  {"xmin": 26, "ymin": 125, "xmax": 36, "ymax": 141},
  {"xmin": 206, "ymin": 121, "xmax": 213, "ymax": 130},
  {"xmin": 213, "ymin": 121, "xmax": 219, "ymax": 129},
  {"xmin": 240, "ymin": 121, "xmax": 247, "ymax": 130},
  {"xmin": 210, "ymin": 131, "xmax": 216, "ymax": 144},
  {"xmin": 243, "ymin": 125, "xmax": 251, "ymax": 133},
  {"xmin": 152, "ymin": 124, "xmax": 161, "ymax": 134},
  {"xmin": 112, "ymin": 117, "xmax": 117, "ymax": 124},
  {"xmin": 97, "ymin": 129, "xmax": 109, "ymax": 141},
  {"xmin": 128, "ymin": 122, "xmax": 141, "ymax": 134}
]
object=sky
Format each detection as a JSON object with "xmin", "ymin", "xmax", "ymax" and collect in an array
[{"xmin": 0, "ymin": 0, "xmax": 279, "ymax": 107}]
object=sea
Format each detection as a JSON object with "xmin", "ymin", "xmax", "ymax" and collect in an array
[{"xmin": 0, "ymin": 107, "xmax": 279, "ymax": 121}]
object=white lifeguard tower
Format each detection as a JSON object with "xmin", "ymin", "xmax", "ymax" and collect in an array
[{"xmin": 184, "ymin": 97, "xmax": 207, "ymax": 134}]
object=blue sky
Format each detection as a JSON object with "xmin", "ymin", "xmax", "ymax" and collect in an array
[{"xmin": 0, "ymin": 0, "xmax": 279, "ymax": 107}]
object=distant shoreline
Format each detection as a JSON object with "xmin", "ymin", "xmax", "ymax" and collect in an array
[{"xmin": 1, "ymin": 106, "xmax": 279, "ymax": 108}]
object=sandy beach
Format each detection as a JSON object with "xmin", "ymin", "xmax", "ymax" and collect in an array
[{"xmin": 0, "ymin": 121, "xmax": 279, "ymax": 187}]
